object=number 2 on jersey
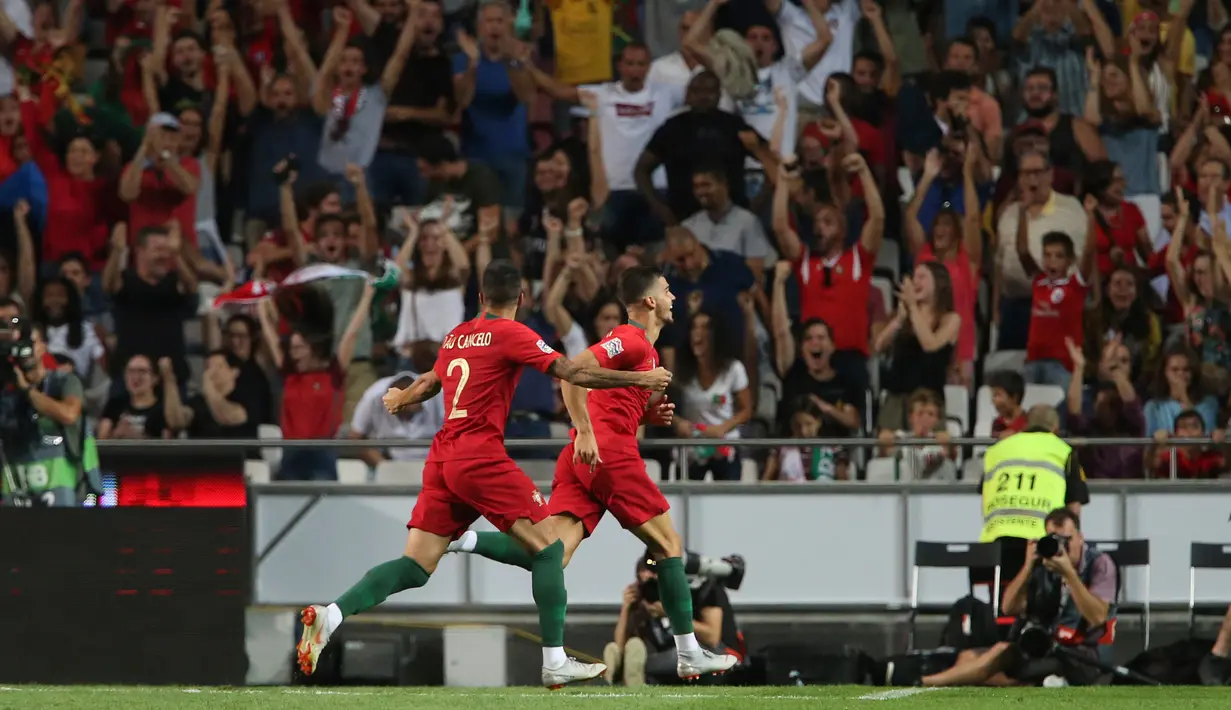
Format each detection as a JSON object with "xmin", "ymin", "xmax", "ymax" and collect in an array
[{"xmin": 447, "ymin": 358, "xmax": 470, "ymax": 419}]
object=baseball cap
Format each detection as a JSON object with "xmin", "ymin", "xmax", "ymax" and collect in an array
[{"xmin": 149, "ymin": 112, "xmax": 181, "ymax": 131}]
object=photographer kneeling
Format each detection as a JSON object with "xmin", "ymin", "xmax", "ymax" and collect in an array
[
  {"xmin": 920, "ymin": 509, "xmax": 1117, "ymax": 688},
  {"xmin": 1, "ymin": 321, "xmax": 98, "ymax": 507},
  {"xmin": 604, "ymin": 551, "xmax": 745, "ymax": 686}
]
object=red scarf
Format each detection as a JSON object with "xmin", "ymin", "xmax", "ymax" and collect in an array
[{"xmin": 329, "ymin": 85, "xmax": 364, "ymax": 141}]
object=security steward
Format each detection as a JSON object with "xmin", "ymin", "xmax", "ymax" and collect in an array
[{"xmin": 973, "ymin": 405, "xmax": 1090, "ymax": 597}]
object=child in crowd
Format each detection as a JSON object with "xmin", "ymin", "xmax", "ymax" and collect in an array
[
  {"xmin": 988, "ymin": 369, "xmax": 1027, "ymax": 438},
  {"xmin": 878, "ymin": 389, "xmax": 956, "ymax": 481},
  {"xmin": 764, "ymin": 397, "xmax": 849, "ymax": 482},
  {"xmin": 1151, "ymin": 410, "xmax": 1227, "ymax": 479}
]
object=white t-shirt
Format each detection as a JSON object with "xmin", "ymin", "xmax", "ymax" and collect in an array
[
  {"xmin": 45, "ymin": 321, "xmax": 104, "ymax": 379},
  {"xmin": 578, "ymin": 81, "xmax": 685, "ymax": 191},
  {"xmin": 560, "ymin": 321, "xmax": 590, "ymax": 360},
  {"xmin": 893, "ymin": 430, "xmax": 956, "ymax": 481},
  {"xmin": 737, "ymin": 58, "xmax": 806, "ymax": 164},
  {"xmin": 777, "ymin": 0, "xmax": 860, "ymax": 106},
  {"xmin": 680, "ymin": 360, "xmax": 749, "ymax": 440},
  {"xmin": 647, "ymin": 52, "xmax": 737, "ymax": 112},
  {"xmin": 0, "ymin": 0, "xmax": 32, "ymax": 96},
  {"xmin": 393, "ymin": 287, "xmax": 465, "ymax": 348},
  {"xmin": 351, "ymin": 375, "xmax": 446, "ymax": 460}
]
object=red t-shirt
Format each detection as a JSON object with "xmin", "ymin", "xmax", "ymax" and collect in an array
[
  {"xmin": 261, "ymin": 225, "xmax": 314, "ymax": 283},
  {"xmin": 125, "ymin": 157, "xmax": 200, "ymax": 243},
  {"xmin": 580, "ymin": 324, "xmax": 659, "ymax": 459},
  {"xmin": 796, "ymin": 244, "xmax": 874, "ymax": 355},
  {"xmin": 280, "ymin": 359, "xmax": 345, "ymax": 439},
  {"xmin": 991, "ymin": 413, "xmax": 1028, "ymax": 438},
  {"xmin": 1093, "ymin": 202, "xmax": 1146, "ymax": 277},
  {"xmin": 802, "ymin": 118, "xmax": 884, "ymax": 200},
  {"xmin": 1154, "ymin": 448, "xmax": 1225, "ymax": 479},
  {"xmin": 428, "ymin": 316, "xmax": 563, "ymax": 462},
  {"xmin": 1027, "ymin": 272, "xmax": 1090, "ymax": 370}
]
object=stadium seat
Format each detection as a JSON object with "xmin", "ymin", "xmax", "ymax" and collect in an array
[
  {"xmin": 740, "ymin": 458, "xmax": 758, "ymax": 482},
  {"xmin": 226, "ymin": 244, "xmax": 245, "ymax": 271},
  {"xmin": 982, "ymin": 350, "xmax": 1026, "ymax": 378},
  {"xmin": 186, "ymin": 354, "xmax": 205, "ymax": 388},
  {"xmin": 944, "ymin": 385, "xmax": 970, "ymax": 434},
  {"xmin": 960, "ymin": 457, "xmax": 982, "ymax": 481},
  {"xmin": 908, "ymin": 541, "xmax": 1003, "ymax": 651},
  {"xmin": 1023, "ymin": 384, "xmax": 1065, "ymax": 409},
  {"xmin": 183, "ymin": 318, "xmax": 204, "ymax": 352},
  {"xmin": 865, "ymin": 457, "xmax": 897, "ymax": 483},
  {"xmin": 258, "ymin": 424, "xmax": 283, "ymax": 473},
  {"xmin": 518, "ymin": 459, "xmax": 557, "ymax": 483},
  {"xmin": 643, "ymin": 459, "xmax": 662, "ymax": 481},
  {"xmin": 1087, "ymin": 540, "xmax": 1151, "ymax": 649},
  {"xmin": 374, "ymin": 460, "xmax": 426, "ymax": 485},
  {"xmin": 875, "ymin": 239, "xmax": 900, "ymax": 282},
  {"xmin": 871, "ymin": 275, "xmax": 894, "ymax": 315},
  {"xmin": 548, "ymin": 421, "xmax": 570, "ymax": 440},
  {"xmin": 1188, "ymin": 543, "xmax": 1231, "ymax": 636},
  {"xmin": 946, "ymin": 418, "xmax": 965, "ymax": 469},
  {"xmin": 335, "ymin": 459, "xmax": 369, "ymax": 484},
  {"xmin": 244, "ymin": 459, "xmax": 271, "ymax": 484}
]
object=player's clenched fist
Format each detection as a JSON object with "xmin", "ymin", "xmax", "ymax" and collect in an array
[
  {"xmin": 382, "ymin": 387, "xmax": 410, "ymax": 414},
  {"xmin": 639, "ymin": 367, "xmax": 672, "ymax": 392}
]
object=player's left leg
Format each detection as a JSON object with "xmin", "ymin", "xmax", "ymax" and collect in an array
[
  {"xmin": 451, "ymin": 514, "xmax": 588, "ymax": 569},
  {"xmin": 629, "ymin": 513, "xmax": 738, "ymax": 679},
  {"xmin": 456, "ymin": 459, "xmax": 604, "ymax": 688}
]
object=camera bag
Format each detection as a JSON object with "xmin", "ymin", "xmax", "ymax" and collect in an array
[
  {"xmin": 939, "ymin": 594, "xmax": 1001, "ymax": 650},
  {"xmin": 755, "ymin": 644, "xmax": 878, "ymax": 685}
]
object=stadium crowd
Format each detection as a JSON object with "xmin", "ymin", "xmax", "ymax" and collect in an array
[{"xmin": 6, "ymin": 0, "xmax": 1231, "ymax": 482}]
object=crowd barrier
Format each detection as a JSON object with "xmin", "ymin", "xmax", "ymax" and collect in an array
[{"xmin": 88, "ymin": 437, "xmax": 1231, "ymax": 612}]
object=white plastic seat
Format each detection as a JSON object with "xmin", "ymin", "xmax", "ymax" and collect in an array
[
  {"xmin": 336, "ymin": 459, "xmax": 369, "ymax": 484},
  {"xmin": 865, "ymin": 457, "xmax": 897, "ymax": 483},
  {"xmin": 244, "ymin": 459, "xmax": 271, "ymax": 484},
  {"xmin": 374, "ymin": 459, "xmax": 426, "ymax": 485},
  {"xmin": 944, "ymin": 385, "xmax": 970, "ymax": 434},
  {"xmin": 258, "ymin": 423, "xmax": 283, "ymax": 473}
]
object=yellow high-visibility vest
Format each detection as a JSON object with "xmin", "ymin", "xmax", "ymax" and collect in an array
[{"xmin": 979, "ymin": 432, "xmax": 1069, "ymax": 542}]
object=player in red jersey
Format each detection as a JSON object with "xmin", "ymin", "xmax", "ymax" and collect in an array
[
  {"xmin": 449, "ymin": 266, "xmax": 739, "ymax": 681},
  {"xmin": 296, "ymin": 260, "xmax": 672, "ymax": 689}
]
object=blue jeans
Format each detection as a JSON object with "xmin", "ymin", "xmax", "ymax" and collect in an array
[
  {"xmin": 600, "ymin": 190, "xmax": 664, "ymax": 249},
  {"xmin": 367, "ymin": 149, "xmax": 425, "ymax": 208},
  {"xmin": 1023, "ymin": 359, "xmax": 1071, "ymax": 392},
  {"xmin": 278, "ymin": 449, "xmax": 338, "ymax": 481},
  {"xmin": 480, "ymin": 153, "xmax": 528, "ymax": 211},
  {"xmin": 688, "ymin": 454, "xmax": 741, "ymax": 482}
]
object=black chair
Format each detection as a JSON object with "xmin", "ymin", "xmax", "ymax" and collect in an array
[
  {"xmin": 1087, "ymin": 539, "xmax": 1151, "ymax": 649},
  {"xmin": 908, "ymin": 541, "xmax": 1002, "ymax": 652},
  {"xmin": 1189, "ymin": 543, "xmax": 1231, "ymax": 636}
]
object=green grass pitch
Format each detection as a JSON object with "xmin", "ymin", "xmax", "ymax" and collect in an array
[{"xmin": 2, "ymin": 685, "xmax": 1231, "ymax": 709}]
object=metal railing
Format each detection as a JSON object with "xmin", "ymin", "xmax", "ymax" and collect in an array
[{"xmin": 93, "ymin": 436, "xmax": 1228, "ymax": 481}]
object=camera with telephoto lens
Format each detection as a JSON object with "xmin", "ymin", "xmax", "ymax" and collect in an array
[
  {"xmin": 0, "ymin": 317, "xmax": 37, "ymax": 388},
  {"xmin": 638, "ymin": 549, "xmax": 746, "ymax": 604},
  {"xmin": 1036, "ymin": 533, "xmax": 1068, "ymax": 559}
]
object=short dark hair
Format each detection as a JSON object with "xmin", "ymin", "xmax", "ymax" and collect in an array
[
  {"xmin": 1203, "ymin": 156, "xmax": 1231, "ymax": 180},
  {"xmin": 908, "ymin": 388, "xmax": 943, "ymax": 412},
  {"xmin": 172, "ymin": 30, "xmax": 205, "ymax": 50},
  {"xmin": 853, "ymin": 49, "xmax": 884, "ymax": 72},
  {"xmin": 1025, "ymin": 66, "xmax": 1058, "ymax": 91},
  {"xmin": 1045, "ymin": 508, "xmax": 1081, "ymax": 530},
  {"xmin": 1041, "ymin": 231, "xmax": 1075, "ymax": 258},
  {"xmin": 617, "ymin": 266, "xmax": 662, "ymax": 307},
  {"xmin": 947, "ymin": 37, "xmax": 979, "ymax": 61},
  {"xmin": 929, "ymin": 70, "xmax": 972, "ymax": 103},
  {"xmin": 987, "ymin": 370, "xmax": 1025, "ymax": 404},
  {"xmin": 966, "ymin": 16, "xmax": 998, "ymax": 45},
  {"xmin": 206, "ymin": 349, "xmax": 242, "ymax": 368},
  {"xmin": 419, "ymin": 135, "xmax": 460, "ymax": 165},
  {"xmin": 481, "ymin": 259, "xmax": 523, "ymax": 307},
  {"xmin": 315, "ymin": 214, "xmax": 346, "ymax": 237},
  {"xmin": 691, "ymin": 163, "xmax": 727, "ymax": 183},
  {"xmin": 1174, "ymin": 408, "xmax": 1206, "ymax": 432},
  {"xmin": 137, "ymin": 225, "xmax": 170, "ymax": 246},
  {"xmin": 58, "ymin": 251, "xmax": 88, "ymax": 270},
  {"xmin": 299, "ymin": 181, "xmax": 340, "ymax": 219},
  {"xmin": 621, "ymin": 41, "xmax": 649, "ymax": 58}
]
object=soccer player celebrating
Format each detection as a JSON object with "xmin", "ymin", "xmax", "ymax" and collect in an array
[
  {"xmin": 449, "ymin": 266, "xmax": 740, "ymax": 681},
  {"xmin": 296, "ymin": 260, "xmax": 672, "ymax": 689}
]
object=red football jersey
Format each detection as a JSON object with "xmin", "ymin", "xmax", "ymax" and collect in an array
[
  {"xmin": 429, "ymin": 315, "xmax": 562, "ymax": 461},
  {"xmin": 582, "ymin": 324, "xmax": 660, "ymax": 459}
]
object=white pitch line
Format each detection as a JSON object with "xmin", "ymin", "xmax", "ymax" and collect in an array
[{"xmin": 858, "ymin": 688, "xmax": 944, "ymax": 701}]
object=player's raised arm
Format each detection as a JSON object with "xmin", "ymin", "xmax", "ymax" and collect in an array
[{"xmin": 383, "ymin": 370, "xmax": 442, "ymax": 414}]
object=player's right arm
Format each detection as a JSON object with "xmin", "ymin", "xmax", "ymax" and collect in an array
[
  {"xmin": 550, "ymin": 359, "xmax": 672, "ymax": 391},
  {"xmin": 383, "ymin": 370, "xmax": 442, "ymax": 414}
]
